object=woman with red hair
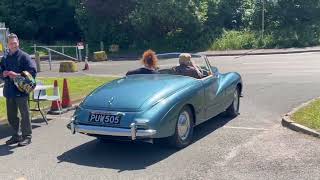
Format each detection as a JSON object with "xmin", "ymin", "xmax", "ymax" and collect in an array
[{"xmin": 126, "ymin": 49, "xmax": 159, "ymax": 75}]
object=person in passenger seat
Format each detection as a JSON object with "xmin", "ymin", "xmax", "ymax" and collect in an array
[
  {"xmin": 174, "ymin": 53, "xmax": 202, "ymax": 79},
  {"xmin": 126, "ymin": 49, "xmax": 159, "ymax": 75}
]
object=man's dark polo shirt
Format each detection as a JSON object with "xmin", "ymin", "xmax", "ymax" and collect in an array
[
  {"xmin": 0, "ymin": 49, "xmax": 37, "ymax": 98},
  {"xmin": 175, "ymin": 64, "xmax": 201, "ymax": 79}
]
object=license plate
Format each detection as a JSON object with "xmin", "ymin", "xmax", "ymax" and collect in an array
[{"xmin": 88, "ymin": 112, "xmax": 121, "ymax": 125}]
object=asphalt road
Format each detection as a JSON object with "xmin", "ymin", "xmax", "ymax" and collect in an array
[{"xmin": 1, "ymin": 52, "xmax": 320, "ymax": 180}]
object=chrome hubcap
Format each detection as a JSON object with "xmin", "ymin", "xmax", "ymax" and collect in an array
[
  {"xmin": 233, "ymin": 90, "xmax": 239, "ymax": 112},
  {"xmin": 177, "ymin": 111, "xmax": 191, "ymax": 141}
]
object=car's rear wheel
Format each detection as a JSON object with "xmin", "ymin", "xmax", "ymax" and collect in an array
[
  {"xmin": 168, "ymin": 106, "xmax": 194, "ymax": 149},
  {"xmin": 226, "ymin": 87, "xmax": 240, "ymax": 117}
]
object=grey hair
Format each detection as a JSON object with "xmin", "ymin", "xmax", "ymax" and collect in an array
[
  {"xmin": 7, "ymin": 33, "xmax": 18, "ymax": 40},
  {"xmin": 179, "ymin": 53, "xmax": 192, "ymax": 65}
]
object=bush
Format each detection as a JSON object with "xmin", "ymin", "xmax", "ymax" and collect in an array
[
  {"xmin": 210, "ymin": 30, "xmax": 278, "ymax": 50},
  {"xmin": 211, "ymin": 30, "xmax": 256, "ymax": 50},
  {"xmin": 255, "ymin": 34, "xmax": 277, "ymax": 49}
]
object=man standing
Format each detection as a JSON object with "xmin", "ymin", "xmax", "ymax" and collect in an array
[{"xmin": 0, "ymin": 33, "xmax": 37, "ymax": 146}]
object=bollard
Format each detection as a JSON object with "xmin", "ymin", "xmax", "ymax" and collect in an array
[{"xmin": 82, "ymin": 57, "xmax": 89, "ymax": 70}]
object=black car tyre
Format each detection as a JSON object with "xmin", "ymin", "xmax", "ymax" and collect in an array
[
  {"xmin": 226, "ymin": 87, "xmax": 240, "ymax": 117},
  {"xmin": 168, "ymin": 106, "xmax": 194, "ymax": 149}
]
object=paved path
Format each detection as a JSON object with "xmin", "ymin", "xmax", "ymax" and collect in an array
[{"xmin": 1, "ymin": 52, "xmax": 320, "ymax": 179}]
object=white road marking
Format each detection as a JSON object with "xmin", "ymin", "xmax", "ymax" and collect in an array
[
  {"xmin": 16, "ymin": 177, "xmax": 27, "ymax": 180},
  {"xmin": 223, "ymin": 126, "xmax": 269, "ymax": 131}
]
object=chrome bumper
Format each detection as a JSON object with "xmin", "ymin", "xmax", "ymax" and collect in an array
[{"xmin": 70, "ymin": 122, "xmax": 156, "ymax": 140}]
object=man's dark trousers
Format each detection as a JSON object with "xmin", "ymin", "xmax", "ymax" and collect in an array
[{"xmin": 6, "ymin": 96, "xmax": 32, "ymax": 138}]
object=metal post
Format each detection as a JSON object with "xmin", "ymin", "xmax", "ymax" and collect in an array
[
  {"xmin": 79, "ymin": 49, "xmax": 82, "ymax": 61},
  {"xmin": 34, "ymin": 44, "xmax": 37, "ymax": 54},
  {"xmin": 48, "ymin": 50, "xmax": 52, "ymax": 71},
  {"xmin": 261, "ymin": 0, "xmax": 265, "ymax": 40},
  {"xmin": 35, "ymin": 52, "xmax": 41, "ymax": 72},
  {"xmin": 85, "ymin": 44, "xmax": 89, "ymax": 59},
  {"xmin": 100, "ymin": 41, "xmax": 104, "ymax": 51},
  {"xmin": 75, "ymin": 47, "xmax": 79, "ymax": 61},
  {"xmin": 62, "ymin": 47, "xmax": 64, "ymax": 54}
]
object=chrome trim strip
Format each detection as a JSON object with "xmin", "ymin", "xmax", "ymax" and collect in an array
[
  {"xmin": 88, "ymin": 110, "xmax": 125, "ymax": 116},
  {"xmin": 73, "ymin": 124, "xmax": 156, "ymax": 139}
]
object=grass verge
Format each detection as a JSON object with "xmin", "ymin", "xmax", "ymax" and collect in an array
[
  {"xmin": 291, "ymin": 99, "xmax": 320, "ymax": 132},
  {"xmin": 0, "ymin": 76, "xmax": 117, "ymax": 121}
]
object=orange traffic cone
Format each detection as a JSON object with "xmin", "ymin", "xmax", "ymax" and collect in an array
[
  {"xmin": 61, "ymin": 78, "xmax": 72, "ymax": 109},
  {"xmin": 48, "ymin": 80, "xmax": 62, "ymax": 114},
  {"xmin": 82, "ymin": 57, "xmax": 89, "ymax": 70}
]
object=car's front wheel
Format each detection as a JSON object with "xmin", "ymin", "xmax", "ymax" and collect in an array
[
  {"xmin": 226, "ymin": 87, "xmax": 240, "ymax": 117},
  {"xmin": 168, "ymin": 106, "xmax": 194, "ymax": 149}
]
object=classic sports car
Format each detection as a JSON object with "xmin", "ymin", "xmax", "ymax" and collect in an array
[{"xmin": 69, "ymin": 53, "xmax": 242, "ymax": 148}]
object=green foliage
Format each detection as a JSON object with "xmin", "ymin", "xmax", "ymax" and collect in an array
[
  {"xmin": 257, "ymin": 34, "xmax": 277, "ymax": 48},
  {"xmin": 211, "ymin": 30, "xmax": 256, "ymax": 50},
  {"xmin": 1, "ymin": 0, "xmax": 320, "ymax": 51},
  {"xmin": 73, "ymin": 0, "xmax": 137, "ymax": 52},
  {"xmin": 270, "ymin": 0, "xmax": 320, "ymax": 47},
  {"xmin": 211, "ymin": 30, "xmax": 277, "ymax": 50},
  {"xmin": 0, "ymin": 0, "xmax": 80, "ymax": 43},
  {"xmin": 73, "ymin": 0, "xmax": 320, "ymax": 51},
  {"xmin": 19, "ymin": 40, "xmax": 78, "ymax": 58},
  {"xmin": 19, "ymin": 40, "xmax": 36, "ymax": 54},
  {"xmin": 130, "ymin": 0, "xmax": 225, "ymax": 51}
]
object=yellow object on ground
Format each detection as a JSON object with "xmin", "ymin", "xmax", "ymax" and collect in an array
[
  {"xmin": 94, "ymin": 51, "xmax": 107, "ymax": 61},
  {"xmin": 59, "ymin": 61, "xmax": 78, "ymax": 72}
]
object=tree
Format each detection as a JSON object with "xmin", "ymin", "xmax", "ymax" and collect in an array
[
  {"xmin": 270, "ymin": 0, "xmax": 320, "ymax": 47},
  {"xmin": 129, "ymin": 0, "xmax": 210, "ymax": 50},
  {"xmin": 73, "ymin": 0, "xmax": 137, "ymax": 50},
  {"xmin": 0, "ymin": 0, "xmax": 80, "ymax": 43}
]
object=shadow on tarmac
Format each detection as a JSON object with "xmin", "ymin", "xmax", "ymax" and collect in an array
[
  {"xmin": 0, "ymin": 144, "xmax": 16, "ymax": 156},
  {"xmin": 0, "ymin": 118, "xmax": 44, "ymax": 156},
  {"xmin": 0, "ymin": 123, "xmax": 41, "ymax": 140},
  {"xmin": 57, "ymin": 113, "xmax": 235, "ymax": 172}
]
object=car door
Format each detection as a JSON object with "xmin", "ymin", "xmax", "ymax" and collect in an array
[
  {"xmin": 202, "ymin": 77, "xmax": 219, "ymax": 120},
  {"xmin": 193, "ymin": 56, "xmax": 220, "ymax": 123}
]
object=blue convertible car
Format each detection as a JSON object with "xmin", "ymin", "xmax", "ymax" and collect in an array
[{"xmin": 69, "ymin": 53, "xmax": 242, "ymax": 148}]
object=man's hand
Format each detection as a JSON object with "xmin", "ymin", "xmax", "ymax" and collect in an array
[
  {"xmin": 6, "ymin": 71, "xmax": 19, "ymax": 79},
  {"xmin": 3, "ymin": 70, "xmax": 9, "ymax": 77},
  {"xmin": 190, "ymin": 60, "xmax": 196, "ymax": 67},
  {"xmin": 190, "ymin": 60, "xmax": 203, "ymax": 78}
]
